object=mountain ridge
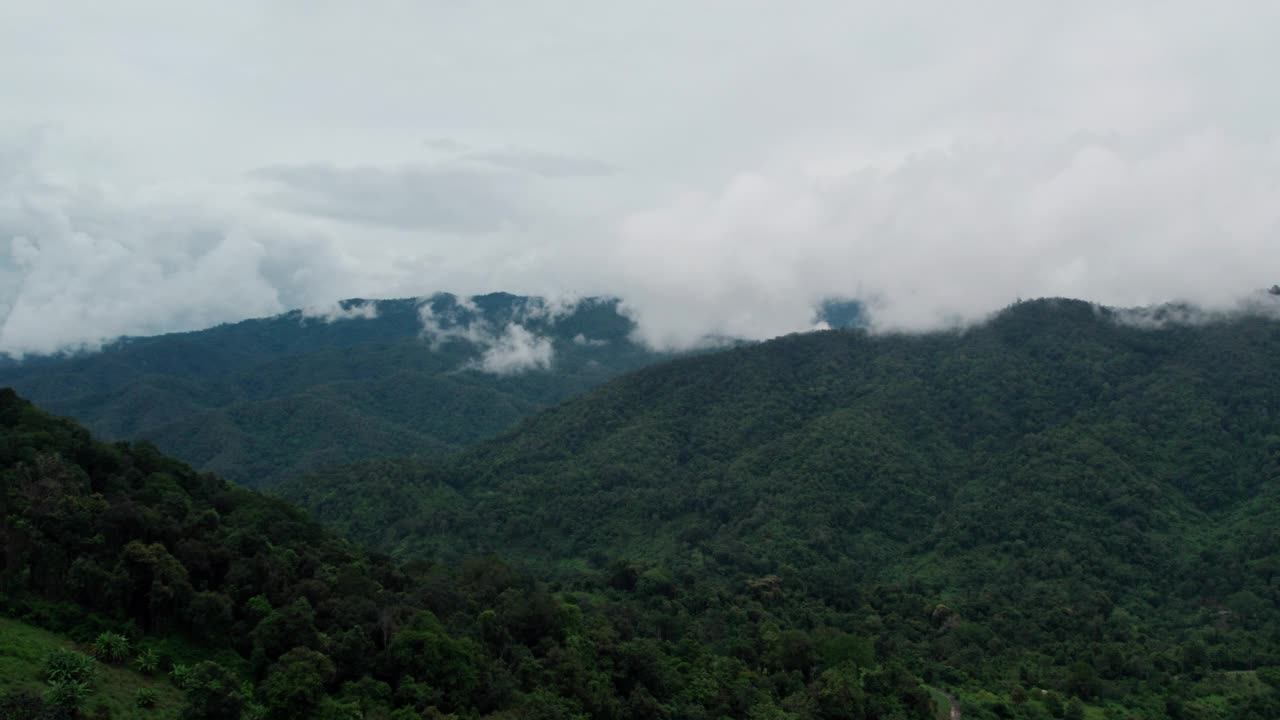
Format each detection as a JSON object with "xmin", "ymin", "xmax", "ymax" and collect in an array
[
  {"xmin": 0, "ymin": 293, "xmax": 666, "ymax": 487},
  {"xmin": 279, "ymin": 297, "xmax": 1280, "ymax": 714},
  {"xmin": 0, "ymin": 292, "xmax": 867, "ymax": 487}
]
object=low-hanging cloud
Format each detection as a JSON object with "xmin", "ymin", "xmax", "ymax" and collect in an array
[
  {"xmin": 418, "ymin": 298, "xmax": 556, "ymax": 375},
  {"xmin": 474, "ymin": 323, "xmax": 554, "ymax": 374},
  {"xmin": 574, "ymin": 133, "xmax": 1280, "ymax": 349},
  {"xmin": 4, "ymin": 2, "xmax": 1280, "ymax": 356},
  {"xmin": 1111, "ymin": 290, "xmax": 1280, "ymax": 329},
  {"xmin": 300, "ymin": 300, "xmax": 379, "ymax": 323}
]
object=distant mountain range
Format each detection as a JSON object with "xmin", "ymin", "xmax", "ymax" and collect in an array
[
  {"xmin": 0, "ymin": 293, "xmax": 668, "ymax": 487},
  {"xmin": 0, "ymin": 293, "xmax": 865, "ymax": 488}
]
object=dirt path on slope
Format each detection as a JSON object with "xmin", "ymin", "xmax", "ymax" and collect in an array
[{"xmin": 943, "ymin": 690, "xmax": 960, "ymax": 720}]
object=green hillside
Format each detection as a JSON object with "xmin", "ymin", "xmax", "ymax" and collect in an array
[
  {"xmin": 281, "ymin": 298, "xmax": 1280, "ymax": 718},
  {"xmin": 0, "ymin": 294, "xmax": 670, "ymax": 488},
  {"xmin": 0, "ymin": 387, "xmax": 938, "ymax": 719},
  {"xmin": 0, "ymin": 617, "xmax": 186, "ymax": 719}
]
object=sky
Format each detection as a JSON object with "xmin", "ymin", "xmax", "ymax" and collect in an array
[{"xmin": 3, "ymin": 0, "xmax": 1280, "ymax": 355}]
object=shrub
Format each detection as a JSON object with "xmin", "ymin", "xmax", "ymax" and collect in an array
[
  {"xmin": 135, "ymin": 688, "xmax": 159, "ymax": 708},
  {"xmin": 133, "ymin": 648, "xmax": 160, "ymax": 675},
  {"xmin": 43, "ymin": 648, "xmax": 95, "ymax": 685},
  {"xmin": 44, "ymin": 679, "xmax": 90, "ymax": 712},
  {"xmin": 91, "ymin": 632, "xmax": 130, "ymax": 664},
  {"xmin": 169, "ymin": 662, "xmax": 191, "ymax": 689}
]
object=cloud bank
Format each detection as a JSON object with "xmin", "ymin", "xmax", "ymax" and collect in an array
[
  {"xmin": 0, "ymin": 133, "xmax": 392, "ymax": 356},
  {"xmin": 3, "ymin": 2, "xmax": 1280, "ymax": 355},
  {"xmin": 591, "ymin": 133, "xmax": 1280, "ymax": 348}
]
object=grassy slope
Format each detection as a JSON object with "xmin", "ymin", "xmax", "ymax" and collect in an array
[{"xmin": 0, "ymin": 617, "xmax": 186, "ymax": 719}]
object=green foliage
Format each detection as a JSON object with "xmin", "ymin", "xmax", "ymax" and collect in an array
[
  {"xmin": 282, "ymin": 299, "xmax": 1280, "ymax": 716},
  {"xmin": 9, "ymin": 297, "xmax": 1280, "ymax": 718},
  {"xmin": 249, "ymin": 599, "xmax": 320, "ymax": 666},
  {"xmin": 180, "ymin": 662, "xmax": 246, "ymax": 720},
  {"xmin": 43, "ymin": 679, "xmax": 89, "ymax": 712},
  {"xmin": 1, "ymin": 618, "xmax": 184, "ymax": 718},
  {"xmin": 259, "ymin": 647, "xmax": 336, "ymax": 720},
  {"xmin": 136, "ymin": 687, "xmax": 159, "ymax": 708},
  {"xmin": 91, "ymin": 633, "xmax": 130, "ymax": 664},
  {"xmin": 384, "ymin": 612, "xmax": 481, "ymax": 702},
  {"xmin": 0, "ymin": 294, "xmax": 667, "ymax": 488},
  {"xmin": 133, "ymin": 648, "xmax": 160, "ymax": 675},
  {"xmin": 0, "ymin": 388, "xmax": 934, "ymax": 719},
  {"xmin": 43, "ymin": 649, "xmax": 94, "ymax": 686},
  {"xmin": 168, "ymin": 663, "xmax": 191, "ymax": 689}
]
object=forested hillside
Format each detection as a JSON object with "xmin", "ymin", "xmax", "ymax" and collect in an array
[
  {"xmin": 283, "ymin": 298, "xmax": 1280, "ymax": 718},
  {"xmin": 0, "ymin": 294, "xmax": 669, "ymax": 488},
  {"xmin": 0, "ymin": 388, "xmax": 936, "ymax": 719}
]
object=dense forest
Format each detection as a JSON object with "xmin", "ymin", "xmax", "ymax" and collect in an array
[
  {"xmin": 0, "ymin": 294, "xmax": 866, "ymax": 492},
  {"xmin": 280, "ymin": 299, "xmax": 1280, "ymax": 718},
  {"xmin": 0, "ymin": 294, "xmax": 669, "ymax": 489},
  {"xmin": 5, "ymin": 297, "xmax": 1280, "ymax": 718},
  {"xmin": 0, "ymin": 387, "xmax": 935, "ymax": 719}
]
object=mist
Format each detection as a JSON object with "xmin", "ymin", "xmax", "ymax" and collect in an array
[{"xmin": 3, "ymin": 2, "xmax": 1280, "ymax": 355}]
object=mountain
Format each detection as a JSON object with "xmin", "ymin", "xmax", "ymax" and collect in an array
[
  {"xmin": 0, "ymin": 388, "xmax": 942, "ymax": 719},
  {"xmin": 280, "ymin": 298, "xmax": 1280, "ymax": 717},
  {"xmin": 0, "ymin": 294, "xmax": 672, "ymax": 488},
  {"xmin": 0, "ymin": 293, "xmax": 868, "ymax": 491}
]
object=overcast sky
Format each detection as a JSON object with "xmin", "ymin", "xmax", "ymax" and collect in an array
[{"xmin": 3, "ymin": 1, "xmax": 1279, "ymax": 354}]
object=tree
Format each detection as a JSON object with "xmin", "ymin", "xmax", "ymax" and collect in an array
[
  {"xmin": 181, "ymin": 661, "xmax": 246, "ymax": 720},
  {"xmin": 386, "ymin": 612, "xmax": 481, "ymax": 709},
  {"xmin": 1180, "ymin": 641, "xmax": 1210, "ymax": 678},
  {"xmin": 118, "ymin": 540, "xmax": 194, "ymax": 630},
  {"xmin": 260, "ymin": 647, "xmax": 337, "ymax": 720},
  {"xmin": 251, "ymin": 598, "xmax": 320, "ymax": 666},
  {"xmin": 187, "ymin": 591, "xmax": 235, "ymax": 641},
  {"xmin": 1066, "ymin": 661, "xmax": 1101, "ymax": 700},
  {"xmin": 813, "ymin": 665, "xmax": 866, "ymax": 720},
  {"xmin": 1041, "ymin": 692, "xmax": 1064, "ymax": 718}
]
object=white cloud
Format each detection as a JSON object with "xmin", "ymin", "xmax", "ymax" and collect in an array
[
  {"xmin": 514, "ymin": 294, "xmax": 586, "ymax": 324},
  {"xmin": 3, "ymin": 2, "xmax": 1280, "ymax": 355},
  {"xmin": 1112, "ymin": 291, "xmax": 1280, "ymax": 329},
  {"xmin": 300, "ymin": 300, "xmax": 379, "ymax": 323},
  {"xmin": 253, "ymin": 163, "xmax": 528, "ymax": 232},
  {"xmin": 474, "ymin": 323, "xmax": 554, "ymax": 374},
  {"xmin": 588, "ymin": 132, "xmax": 1280, "ymax": 348},
  {"xmin": 418, "ymin": 299, "xmax": 556, "ymax": 375},
  {"xmin": 0, "ymin": 133, "xmax": 393, "ymax": 356},
  {"xmin": 465, "ymin": 148, "xmax": 616, "ymax": 178}
]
